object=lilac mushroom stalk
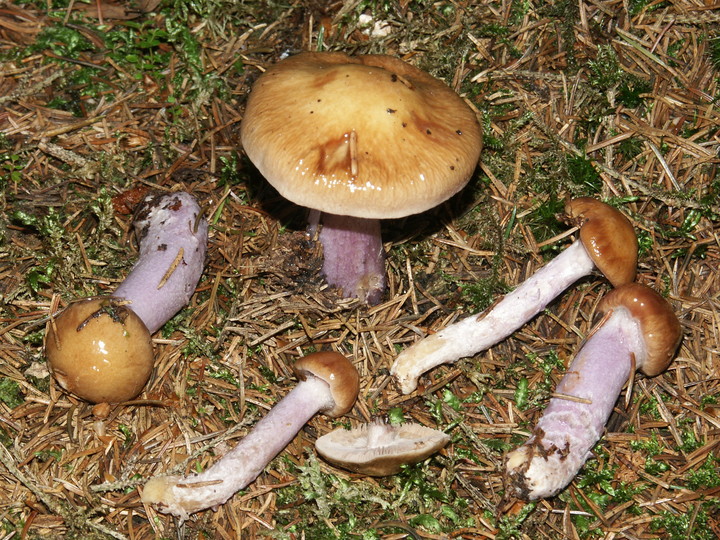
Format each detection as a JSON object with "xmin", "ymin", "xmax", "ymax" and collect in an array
[
  {"xmin": 391, "ymin": 197, "xmax": 638, "ymax": 394},
  {"xmin": 44, "ymin": 191, "xmax": 208, "ymax": 404},
  {"xmin": 240, "ymin": 51, "xmax": 482, "ymax": 304},
  {"xmin": 141, "ymin": 351, "xmax": 360, "ymax": 520},
  {"xmin": 505, "ymin": 283, "xmax": 682, "ymax": 500}
]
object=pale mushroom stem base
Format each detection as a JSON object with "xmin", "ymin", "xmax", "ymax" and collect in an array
[
  {"xmin": 505, "ymin": 309, "xmax": 642, "ymax": 500},
  {"xmin": 318, "ymin": 212, "xmax": 385, "ymax": 304},
  {"xmin": 114, "ymin": 192, "xmax": 208, "ymax": 333},
  {"xmin": 141, "ymin": 377, "xmax": 333, "ymax": 520},
  {"xmin": 391, "ymin": 240, "xmax": 596, "ymax": 394}
]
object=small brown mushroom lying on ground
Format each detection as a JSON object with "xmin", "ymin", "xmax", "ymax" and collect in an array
[
  {"xmin": 44, "ymin": 191, "xmax": 208, "ymax": 403},
  {"xmin": 391, "ymin": 197, "xmax": 638, "ymax": 394},
  {"xmin": 240, "ymin": 51, "xmax": 482, "ymax": 304},
  {"xmin": 504, "ymin": 282, "xmax": 682, "ymax": 500},
  {"xmin": 315, "ymin": 419, "xmax": 450, "ymax": 476},
  {"xmin": 141, "ymin": 351, "xmax": 360, "ymax": 520}
]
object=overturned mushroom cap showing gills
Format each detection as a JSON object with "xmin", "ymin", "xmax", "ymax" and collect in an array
[
  {"xmin": 391, "ymin": 197, "xmax": 638, "ymax": 394},
  {"xmin": 316, "ymin": 419, "xmax": 450, "ymax": 476},
  {"xmin": 141, "ymin": 351, "xmax": 359, "ymax": 520},
  {"xmin": 504, "ymin": 283, "xmax": 682, "ymax": 500}
]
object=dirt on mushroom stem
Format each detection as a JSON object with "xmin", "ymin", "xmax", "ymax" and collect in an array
[{"xmin": 505, "ymin": 284, "xmax": 682, "ymax": 500}]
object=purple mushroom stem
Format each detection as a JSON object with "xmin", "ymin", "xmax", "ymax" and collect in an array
[
  {"xmin": 141, "ymin": 377, "xmax": 331, "ymax": 519},
  {"xmin": 391, "ymin": 239, "xmax": 594, "ymax": 393},
  {"xmin": 114, "ymin": 191, "xmax": 208, "ymax": 333},
  {"xmin": 504, "ymin": 310, "xmax": 635, "ymax": 500},
  {"xmin": 317, "ymin": 212, "xmax": 385, "ymax": 305},
  {"xmin": 504, "ymin": 283, "xmax": 682, "ymax": 500},
  {"xmin": 141, "ymin": 352, "xmax": 359, "ymax": 520}
]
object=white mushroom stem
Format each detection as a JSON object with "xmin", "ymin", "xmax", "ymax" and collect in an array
[
  {"xmin": 318, "ymin": 212, "xmax": 385, "ymax": 305},
  {"xmin": 141, "ymin": 377, "xmax": 334, "ymax": 520},
  {"xmin": 114, "ymin": 192, "xmax": 208, "ymax": 333},
  {"xmin": 391, "ymin": 240, "xmax": 595, "ymax": 394},
  {"xmin": 504, "ymin": 308, "xmax": 642, "ymax": 500}
]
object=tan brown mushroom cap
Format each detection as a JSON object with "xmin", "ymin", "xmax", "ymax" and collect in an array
[
  {"xmin": 293, "ymin": 351, "xmax": 359, "ymax": 417},
  {"xmin": 240, "ymin": 51, "xmax": 483, "ymax": 219},
  {"xmin": 564, "ymin": 197, "xmax": 638, "ymax": 287},
  {"xmin": 315, "ymin": 420, "xmax": 450, "ymax": 476},
  {"xmin": 45, "ymin": 297, "xmax": 154, "ymax": 403},
  {"xmin": 598, "ymin": 283, "xmax": 682, "ymax": 376}
]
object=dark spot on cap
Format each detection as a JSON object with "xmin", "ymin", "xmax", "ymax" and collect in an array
[
  {"xmin": 387, "ymin": 108, "xmax": 396, "ymax": 114},
  {"xmin": 426, "ymin": 129, "xmax": 432, "ymax": 135},
  {"xmin": 391, "ymin": 74, "xmax": 398, "ymax": 82},
  {"xmin": 157, "ymin": 244, "xmax": 168, "ymax": 251},
  {"xmin": 450, "ymin": 166, "xmax": 455, "ymax": 170},
  {"xmin": 402, "ymin": 122, "xmax": 407, "ymax": 128},
  {"xmin": 456, "ymin": 130, "xmax": 463, "ymax": 135}
]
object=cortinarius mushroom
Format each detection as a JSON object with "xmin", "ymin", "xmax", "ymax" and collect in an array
[
  {"xmin": 240, "ymin": 51, "xmax": 482, "ymax": 304},
  {"xmin": 391, "ymin": 197, "xmax": 638, "ymax": 394},
  {"xmin": 44, "ymin": 191, "xmax": 208, "ymax": 403},
  {"xmin": 316, "ymin": 419, "xmax": 450, "ymax": 476},
  {"xmin": 141, "ymin": 351, "xmax": 360, "ymax": 520},
  {"xmin": 505, "ymin": 282, "xmax": 682, "ymax": 500}
]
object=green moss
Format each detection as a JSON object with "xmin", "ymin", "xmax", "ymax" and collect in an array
[
  {"xmin": 514, "ymin": 378, "xmax": 529, "ymax": 410},
  {"xmin": 587, "ymin": 45, "xmax": 652, "ymax": 109},
  {"xmin": 565, "ymin": 154, "xmax": 603, "ymax": 195},
  {"xmin": 524, "ymin": 196, "xmax": 566, "ymax": 248},
  {"xmin": 650, "ymin": 502, "xmax": 719, "ymax": 540},
  {"xmin": 0, "ymin": 378, "xmax": 23, "ymax": 408},
  {"xmin": 686, "ymin": 454, "xmax": 720, "ymax": 490},
  {"xmin": 461, "ymin": 276, "xmax": 510, "ymax": 313},
  {"xmin": 494, "ymin": 502, "xmax": 535, "ymax": 540},
  {"xmin": 709, "ymin": 33, "xmax": 720, "ymax": 70}
]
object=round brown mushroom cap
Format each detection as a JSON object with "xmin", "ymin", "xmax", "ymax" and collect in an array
[
  {"xmin": 240, "ymin": 51, "xmax": 483, "ymax": 219},
  {"xmin": 564, "ymin": 197, "xmax": 638, "ymax": 287},
  {"xmin": 293, "ymin": 351, "xmax": 359, "ymax": 417},
  {"xmin": 315, "ymin": 420, "xmax": 451, "ymax": 476},
  {"xmin": 45, "ymin": 297, "xmax": 154, "ymax": 403},
  {"xmin": 598, "ymin": 283, "xmax": 682, "ymax": 376}
]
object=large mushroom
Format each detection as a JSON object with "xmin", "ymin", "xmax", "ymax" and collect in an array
[
  {"xmin": 505, "ymin": 282, "xmax": 682, "ymax": 500},
  {"xmin": 141, "ymin": 351, "xmax": 360, "ymax": 520},
  {"xmin": 44, "ymin": 191, "xmax": 208, "ymax": 403},
  {"xmin": 240, "ymin": 51, "xmax": 482, "ymax": 304},
  {"xmin": 391, "ymin": 197, "xmax": 638, "ymax": 394}
]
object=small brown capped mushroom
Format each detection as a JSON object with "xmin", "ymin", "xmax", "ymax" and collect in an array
[
  {"xmin": 597, "ymin": 282, "xmax": 682, "ymax": 376},
  {"xmin": 45, "ymin": 297, "xmax": 153, "ymax": 403},
  {"xmin": 505, "ymin": 283, "xmax": 682, "ymax": 500},
  {"xmin": 391, "ymin": 197, "xmax": 639, "ymax": 394},
  {"xmin": 564, "ymin": 197, "xmax": 638, "ymax": 287},
  {"xmin": 142, "ymin": 351, "xmax": 360, "ymax": 520}
]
